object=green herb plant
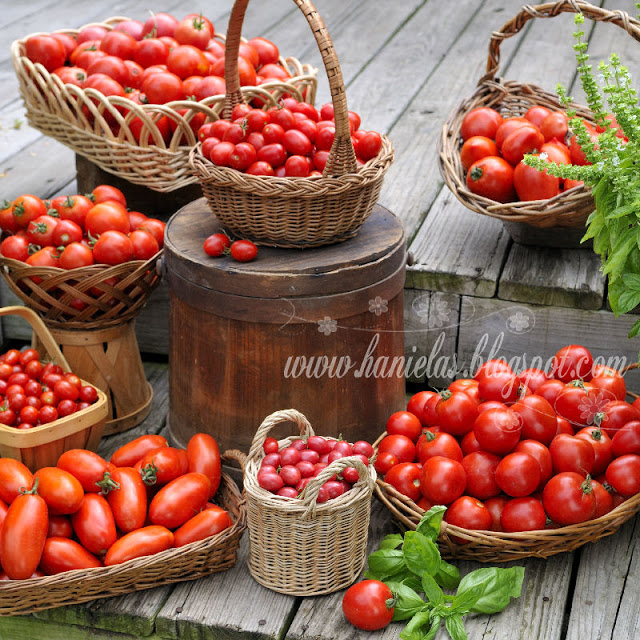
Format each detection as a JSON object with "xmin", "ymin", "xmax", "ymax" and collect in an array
[
  {"xmin": 524, "ymin": 9, "xmax": 640, "ymax": 340},
  {"xmin": 364, "ymin": 506, "xmax": 524, "ymax": 640}
]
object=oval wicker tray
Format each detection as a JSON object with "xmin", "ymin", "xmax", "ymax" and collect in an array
[{"xmin": 438, "ymin": 0, "xmax": 640, "ymax": 229}]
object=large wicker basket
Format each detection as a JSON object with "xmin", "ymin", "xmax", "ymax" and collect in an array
[
  {"xmin": 10, "ymin": 17, "xmax": 317, "ymax": 192},
  {"xmin": 240, "ymin": 409, "xmax": 376, "ymax": 596},
  {"xmin": 374, "ymin": 431, "xmax": 640, "ymax": 563},
  {"xmin": 0, "ymin": 306, "xmax": 108, "ymax": 471},
  {"xmin": 189, "ymin": 0, "xmax": 394, "ymax": 249},
  {"xmin": 0, "ymin": 453, "xmax": 246, "ymax": 616},
  {"xmin": 438, "ymin": 0, "xmax": 640, "ymax": 229}
]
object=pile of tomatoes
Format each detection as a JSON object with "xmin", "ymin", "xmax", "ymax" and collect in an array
[
  {"xmin": 460, "ymin": 105, "xmax": 626, "ymax": 203},
  {"xmin": 257, "ymin": 435, "xmax": 375, "ymax": 502},
  {"xmin": 198, "ymin": 99, "xmax": 383, "ymax": 177},
  {"xmin": 376, "ymin": 344, "xmax": 640, "ymax": 535},
  {"xmin": 0, "ymin": 431, "xmax": 229, "ymax": 580},
  {"xmin": 0, "ymin": 184, "xmax": 165, "ymax": 273},
  {"xmin": 23, "ymin": 12, "xmax": 303, "ymax": 143},
  {"xmin": 0, "ymin": 346, "xmax": 99, "ymax": 429}
]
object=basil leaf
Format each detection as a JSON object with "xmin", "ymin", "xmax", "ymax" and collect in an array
[
  {"xmin": 379, "ymin": 533, "xmax": 404, "ymax": 550},
  {"xmin": 386, "ymin": 581, "xmax": 427, "ymax": 621},
  {"xmin": 450, "ymin": 584, "xmax": 484, "ymax": 614},
  {"xmin": 399, "ymin": 610, "xmax": 434, "ymax": 640},
  {"xmin": 435, "ymin": 559, "xmax": 461, "ymax": 590},
  {"xmin": 629, "ymin": 317, "xmax": 640, "ymax": 339},
  {"xmin": 401, "ymin": 574, "xmax": 423, "ymax": 593},
  {"xmin": 416, "ymin": 505, "xmax": 447, "ymax": 541},
  {"xmin": 457, "ymin": 566, "xmax": 525, "ymax": 614},
  {"xmin": 367, "ymin": 549, "xmax": 406, "ymax": 579},
  {"xmin": 403, "ymin": 531, "xmax": 441, "ymax": 578},
  {"xmin": 422, "ymin": 572, "xmax": 444, "ymax": 606},
  {"xmin": 445, "ymin": 613, "xmax": 468, "ymax": 640}
]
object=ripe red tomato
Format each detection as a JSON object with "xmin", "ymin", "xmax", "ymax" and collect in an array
[
  {"xmin": 495, "ymin": 117, "xmax": 536, "ymax": 149},
  {"xmin": 511, "ymin": 394, "xmax": 557, "ymax": 444},
  {"xmin": 406, "ymin": 390, "xmax": 439, "ymax": 427},
  {"xmin": 27, "ymin": 214, "xmax": 59, "ymax": 247},
  {"xmin": 0, "ymin": 235, "xmax": 29, "ymax": 262},
  {"xmin": 589, "ymin": 366, "xmax": 626, "ymax": 401},
  {"xmin": 148, "ymin": 472, "xmax": 211, "ymax": 528},
  {"xmin": 174, "ymin": 506, "xmax": 232, "ymax": 547},
  {"xmin": 513, "ymin": 157, "xmax": 561, "ymax": 200},
  {"xmin": 460, "ymin": 107, "xmax": 504, "ymax": 140},
  {"xmin": 0, "ymin": 458, "xmax": 33, "ymax": 503},
  {"xmin": 85, "ymin": 202, "xmax": 130, "ymax": 236},
  {"xmin": 110, "ymin": 434, "xmax": 168, "ymax": 467},
  {"xmin": 386, "ymin": 411, "xmax": 422, "ymax": 443},
  {"xmin": 12, "ymin": 194, "xmax": 48, "ymax": 229},
  {"xmin": 500, "ymin": 497, "xmax": 546, "ymax": 532},
  {"xmin": 460, "ymin": 136, "xmax": 499, "ymax": 171},
  {"xmin": 550, "ymin": 345, "xmax": 594, "ymax": 382},
  {"xmin": 57, "ymin": 449, "xmax": 112, "ymax": 493},
  {"xmin": 575, "ymin": 426, "xmax": 613, "ymax": 475},
  {"xmin": 247, "ymin": 37, "xmax": 280, "ymax": 66},
  {"xmin": 605, "ymin": 454, "xmax": 640, "ymax": 496},
  {"xmin": 599, "ymin": 401, "xmax": 640, "ymax": 438},
  {"xmin": 473, "ymin": 407, "xmax": 522, "ymax": 455},
  {"xmin": 518, "ymin": 368, "xmax": 548, "ymax": 393},
  {"xmin": 540, "ymin": 111, "xmax": 569, "ymax": 142},
  {"xmin": 93, "ymin": 230, "xmax": 134, "ymax": 265},
  {"xmin": 514, "ymin": 439, "xmax": 553, "ymax": 490},
  {"xmin": 59, "ymin": 242, "xmax": 95, "ymax": 270},
  {"xmin": 40, "ymin": 537, "xmax": 103, "ymax": 574},
  {"xmin": 384, "ymin": 462, "xmax": 422, "ymax": 501},
  {"xmin": 71, "ymin": 493, "xmax": 117, "ymax": 555},
  {"xmin": 204, "ymin": 233, "xmax": 231, "ymax": 257},
  {"xmin": 543, "ymin": 471, "xmax": 596, "ymax": 524},
  {"xmin": 142, "ymin": 71, "xmax": 185, "ymax": 104},
  {"xmin": 174, "ymin": 15, "xmax": 213, "ymax": 49},
  {"xmin": 139, "ymin": 446, "xmax": 187, "ymax": 486},
  {"xmin": 524, "ymin": 106, "xmax": 552, "ymax": 128},
  {"xmin": 589, "ymin": 479, "xmax": 614, "ymax": 518},
  {"xmin": 25, "ymin": 34, "xmax": 66, "ymax": 72},
  {"xmin": 52, "ymin": 194, "xmax": 95, "ymax": 228},
  {"xmin": 444, "ymin": 495, "xmax": 492, "ymax": 541},
  {"xmin": 549, "ymin": 433, "xmax": 595, "ymax": 476},
  {"xmin": 477, "ymin": 370, "xmax": 522, "ymax": 404},
  {"xmin": 33, "ymin": 467, "xmax": 84, "ymax": 515},
  {"xmin": 342, "ymin": 579, "xmax": 395, "ymax": 631},
  {"xmin": 612, "ymin": 420, "xmax": 640, "ymax": 456},
  {"xmin": 102, "ymin": 466, "xmax": 148, "ymax": 533},
  {"xmin": 142, "ymin": 12, "xmax": 179, "ymax": 39},
  {"xmin": 484, "ymin": 495, "xmax": 509, "ymax": 531},
  {"xmin": 374, "ymin": 451, "xmax": 398, "ymax": 475},
  {"xmin": 52, "ymin": 219, "xmax": 84, "ymax": 247},
  {"xmin": 435, "ymin": 390, "xmax": 478, "ymax": 436},
  {"xmin": 186, "ymin": 433, "xmax": 221, "ymax": 497},
  {"xmin": 416, "ymin": 430, "xmax": 463, "ymax": 464},
  {"xmin": 135, "ymin": 218, "xmax": 165, "ymax": 249},
  {"xmin": 377, "ymin": 433, "xmax": 416, "ymax": 464},
  {"xmin": 230, "ymin": 239, "xmax": 258, "ymax": 262},
  {"xmin": 461, "ymin": 450, "xmax": 501, "ymax": 499},
  {"xmin": 104, "ymin": 525, "xmax": 174, "ymax": 566},
  {"xmin": 495, "ymin": 452, "xmax": 540, "ymax": 497},
  {"xmin": 167, "ymin": 44, "xmax": 210, "ymax": 79},
  {"xmin": 501, "ymin": 126, "xmax": 545, "ymax": 165},
  {"xmin": 419, "ymin": 456, "xmax": 466, "ymax": 505},
  {"xmin": 466, "ymin": 156, "xmax": 515, "ymax": 203}
]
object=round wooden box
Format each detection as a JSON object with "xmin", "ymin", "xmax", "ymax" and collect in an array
[{"xmin": 165, "ymin": 198, "xmax": 407, "ymax": 453}]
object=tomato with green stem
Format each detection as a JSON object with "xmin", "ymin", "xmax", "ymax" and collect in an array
[{"xmin": 342, "ymin": 579, "xmax": 395, "ymax": 631}]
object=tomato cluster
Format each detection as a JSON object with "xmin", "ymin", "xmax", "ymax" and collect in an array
[
  {"xmin": 0, "ymin": 347, "xmax": 99, "ymax": 429},
  {"xmin": 460, "ymin": 106, "xmax": 627, "ymax": 203},
  {"xmin": 0, "ymin": 432, "xmax": 229, "ymax": 580},
  {"xmin": 24, "ymin": 12, "xmax": 301, "ymax": 144},
  {"xmin": 0, "ymin": 185, "xmax": 165, "ymax": 282},
  {"xmin": 377, "ymin": 344, "xmax": 640, "ymax": 535},
  {"xmin": 203, "ymin": 232, "xmax": 258, "ymax": 262},
  {"xmin": 257, "ymin": 435, "xmax": 375, "ymax": 502},
  {"xmin": 198, "ymin": 99, "xmax": 383, "ymax": 177}
]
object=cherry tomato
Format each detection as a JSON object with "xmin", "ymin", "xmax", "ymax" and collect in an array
[
  {"xmin": 543, "ymin": 471, "xmax": 596, "ymax": 525},
  {"xmin": 40, "ymin": 537, "xmax": 102, "ymax": 574},
  {"xmin": 342, "ymin": 579, "xmax": 395, "ymax": 631},
  {"xmin": 204, "ymin": 233, "xmax": 231, "ymax": 257},
  {"xmin": 419, "ymin": 456, "xmax": 466, "ymax": 505},
  {"xmin": 148, "ymin": 472, "xmax": 211, "ymax": 528},
  {"xmin": 466, "ymin": 156, "xmax": 515, "ymax": 203},
  {"xmin": 461, "ymin": 451, "xmax": 501, "ymax": 500},
  {"xmin": 174, "ymin": 507, "xmax": 232, "ymax": 547},
  {"xmin": 460, "ymin": 107, "xmax": 504, "ymax": 140},
  {"xmin": 104, "ymin": 525, "xmax": 174, "ymax": 566},
  {"xmin": 229, "ymin": 239, "xmax": 258, "ymax": 262}
]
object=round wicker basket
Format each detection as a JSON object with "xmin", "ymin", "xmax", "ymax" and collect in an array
[
  {"xmin": 437, "ymin": 0, "xmax": 640, "ymax": 229},
  {"xmin": 189, "ymin": 0, "xmax": 394, "ymax": 248},
  {"xmin": 11, "ymin": 17, "xmax": 317, "ymax": 192}
]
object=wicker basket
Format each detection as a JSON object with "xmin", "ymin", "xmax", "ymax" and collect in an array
[
  {"xmin": 189, "ymin": 0, "xmax": 394, "ymax": 249},
  {"xmin": 241, "ymin": 409, "xmax": 376, "ymax": 596},
  {"xmin": 0, "ymin": 306, "xmax": 108, "ymax": 471},
  {"xmin": 0, "ymin": 251, "xmax": 162, "ymax": 330},
  {"xmin": 373, "ymin": 431, "xmax": 640, "ymax": 563},
  {"xmin": 438, "ymin": 0, "xmax": 640, "ymax": 229},
  {"xmin": 10, "ymin": 18, "xmax": 317, "ymax": 193},
  {"xmin": 0, "ymin": 453, "xmax": 246, "ymax": 615}
]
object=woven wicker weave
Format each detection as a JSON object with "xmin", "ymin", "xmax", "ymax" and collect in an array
[
  {"xmin": 11, "ymin": 18, "xmax": 317, "ymax": 192},
  {"xmin": 373, "ymin": 430, "xmax": 640, "ymax": 563},
  {"xmin": 0, "ymin": 455, "xmax": 246, "ymax": 616},
  {"xmin": 438, "ymin": 0, "xmax": 640, "ymax": 229},
  {"xmin": 0, "ymin": 251, "xmax": 162, "ymax": 330},
  {"xmin": 241, "ymin": 409, "xmax": 376, "ymax": 596},
  {"xmin": 189, "ymin": 0, "xmax": 394, "ymax": 248}
]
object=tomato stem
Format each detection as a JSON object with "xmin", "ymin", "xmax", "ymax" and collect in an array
[{"xmin": 20, "ymin": 477, "xmax": 39, "ymax": 495}]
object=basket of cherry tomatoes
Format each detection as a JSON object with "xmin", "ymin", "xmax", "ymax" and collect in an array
[
  {"xmin": 437, "ymin": 1, "xmax": 637, "ymax": 229},
  {"xmin": 0, "ymin": 430, "xmax": 246, "ymax": 616},
  {"xmin": 11, "ymin": 11, "xmax": 317, "ymax": 192},
  {"xmin": 0, "ymin": 184, "xmax": 163, "ymax": 330},
  {"xmin": 240, "ymin": 409, "xmax": 377, "ymax": 595},
  {"xmin": 374, "ymin": 343, "xmax": 640, "ymax": 562}
]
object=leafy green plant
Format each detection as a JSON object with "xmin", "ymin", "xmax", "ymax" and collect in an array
[
  {"xmin": 364, "ymin": 506, "xmax": 524, "ymax": 640},
  {"xmin": 524, "ymin": 10, "xmax": 640, "ymax": 338}
]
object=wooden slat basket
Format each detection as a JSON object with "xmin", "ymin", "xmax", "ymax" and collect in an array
[
  {"xmin": 10, "ymin": 17, "xmax": 317, "ymax": 192},
  {"xmin": 0, "ymin": 452, "xmax": 247, "ymax": 616},
  {"xmin": 189, "ymin": 0, "xmax": 394, "ymax": 248},
  {"xmin": 240, "ymin": 409, "xmax": 376, "ymax": 596},
  {"xmin": 0, "ymin": 306, "xmax": 108, "ymax": 471},
  {"xmin": 437, "ymin": 0, "xmax": 640, "ymax": 229}
]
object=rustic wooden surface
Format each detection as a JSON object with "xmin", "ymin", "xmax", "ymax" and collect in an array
[{"xmin": 1, "ymin": 0, "xmax": 640, "ymax": 638}]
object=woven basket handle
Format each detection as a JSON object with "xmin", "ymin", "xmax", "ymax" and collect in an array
[
  {"xmin": 299, "ymin": 454, "xmax": 374, "ymax": 519},
  {"xmin": 481, "ymin": 0, "xmax": 640, "ymax": 85},
  {"xmin": 0, "ymin": 306, "xmax": 71, "ymax": 372},
  {"xmin": 247, "ymin": 408, "xmax": 314, "ymax": 461},
  {"xmin": 223, "ymin": 448, "xmax": 248, "ymax": 471},
  {"xmin": 223, "ymin": 0, "xmax": 357, "ymax": 176}
]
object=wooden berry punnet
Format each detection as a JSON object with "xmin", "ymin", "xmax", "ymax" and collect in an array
[{"xmin": 0, "ymin": 306, "xmax": 107, "ymax": 470}]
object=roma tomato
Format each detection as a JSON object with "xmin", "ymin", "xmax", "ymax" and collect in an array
[
  {"xmin": 543, "ymin": 471, "xmax": 596, "ymax": 525},
  {"xmin": 495, "ymin": 117, "xmax": 536, "ymax": 149},
  {"xmin": 148, "ymin": 472, "xmax": 211, "ymax": 529},
  {"xmin": 383, "ymin": 462, "xmax": 422, "ymax": 502},
  {"xmin": 57, "ymin": 449, "xmax": 112, "ymax": 493},
  {"xmin": 34, "ymin": 466, "xmax": 84, "ymax": 515},
  {"xmin": 110, "ymin": 434, "xmax": 168, "ymax": 467},
  {"xmin": 419, "ymin": 456, "xmax": 466, "ymax": 505},
  {"xmin": 186, "ymin": 433, "xmax": 221, "ymax": 497},
  {"xmin": 102, "ymin": 467, "xmax": 148, "ymax": 533},
  {"xmin": 40, "ymin": 538, "xmax": 102, "ymax": 574},
  {"xmin": 435, "ymin": 390, "xmax": 478, "ymax": 436},
  {"xmin": 0, "ymin": 458, "xmax": 33, "ymax": 503},
  {"xmin": 104, "ymin": 525, "xmax": 174, "ymax": 566},
  {"xmin": 139, "ymin": 446, "xmax": 188, "ymax": 486},
  {"xmin": 524, "ymin": 106, "xmax": 552, "ymax": 127},
  {"xmin": 173, "ymin": 507, "xmax": 232, "ymax": 547},
  {"xmin": 71, "ymin": 493, "xmax": 117, "ymax": 555},
  {"xmin": 466, "ymin": 156, "xmax": 515, "ymax": 203},
  {"xmin": 342, "ymin": 579, "xmax": 395, "ymax": 631},
  {"xmin": 501, "ymin": 126, "xmax": 545, "ymax": 165},
  {"xmin": 230, "ymin": 239, "xmax": 258, "ymax": 262},
  {"xmin": 204, "ymin": 233, "xmax": 231, "ymax": 257}
]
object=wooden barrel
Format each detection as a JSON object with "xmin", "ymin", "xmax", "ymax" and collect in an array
[{"xmin": 165, "ymin": 198, "xmax": 407, "ymax": 453}]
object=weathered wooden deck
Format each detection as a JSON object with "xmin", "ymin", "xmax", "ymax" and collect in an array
[{"xmin": 1, "ymin": 0, "xmax": 640, "ymax": 638}]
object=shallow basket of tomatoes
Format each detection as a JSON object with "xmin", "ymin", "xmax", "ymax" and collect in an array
[
  {"xmin": 241, "ymin": 409, "xmax": 376, "ymax": 596},
  {"xmin": 0, "ymin": 451, "xmax": 246, "ymax": 616},
  {"xmin": 0, "ymin": 306, "xmax": 108, "ymax": 471},
  {"xmin": 188, "ymin": 0, "xmax": 394, "ymax": 249},
  {"xmin": 435, "ymin": 1, "xmax": 640, "ymax": 230},
  {"xmin": 10, "ymin": 17, "xmax": 317, "ymax": 193},
  {"xmin": 0, "ymin": 250, "xmax": 162, "ymax": 330}
]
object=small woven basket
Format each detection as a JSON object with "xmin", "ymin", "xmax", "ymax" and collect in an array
[
  {"xmin": 438, "ymin": 0, "xmax": 640, "ymax": 229},
  {"xmin": 0, "ymin": 251, "xmax": 162, "ymax": 330},
  {"xmin": 11, "ymin": 18, "xmax": 317, "ymax": 192},
  {"xmin": 373, "ymin": 431, "xmax": 640, "ymax": 563},
  {"xmin": 241, "ymin": 409, "xmax": 376, "ymax": 596},
  {"xmin": 189, "ymin": 0, "xmax": 394, "ymax": 248},
  {"xmin": 0, "ymin": 452, "xmax": 246, "ymax": 616}
]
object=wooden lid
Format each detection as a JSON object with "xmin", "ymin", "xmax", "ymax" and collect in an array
[{"xmin": 165, "ymin": 199, "xmax": 406, "ymax": 322}]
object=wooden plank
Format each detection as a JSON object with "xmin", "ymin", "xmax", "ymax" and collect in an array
[
  {"xmin": 565, "ymin": 515, "xmax": 640, "ymax": 640},
  {"xmin": 498, "ymin": 245, "xmax": 605, "ymax": 310}
]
